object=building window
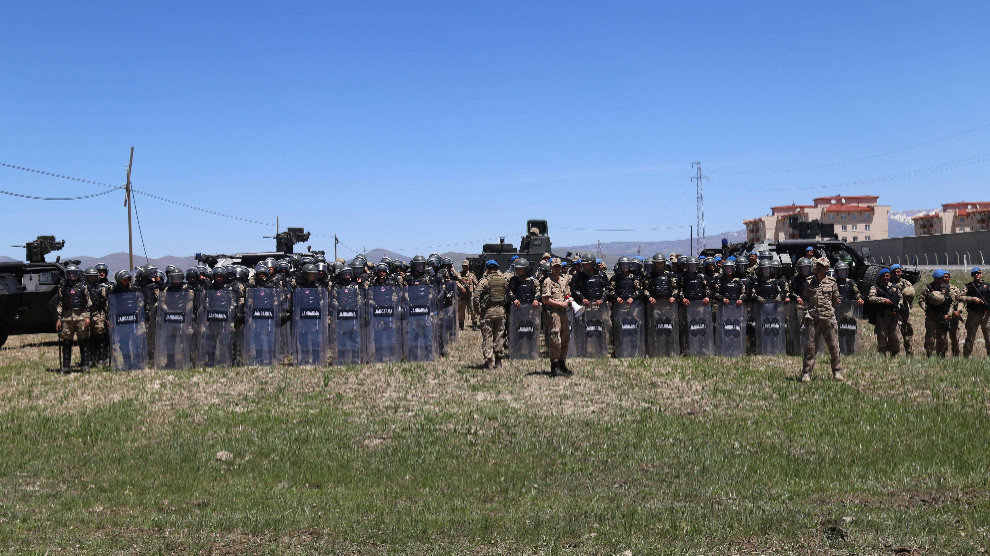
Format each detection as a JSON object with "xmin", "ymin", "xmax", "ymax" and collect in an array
[
  {"xmin": 852, "ymin": 224, "xmax": 858, "ymax": 230},
  {"xmin": 864, "ymin": 224, "xmax": 870, "ymax": 231},
  {"xmin": 852, "ymin": 213, "xmax": 857, "ymax": 220},
  {"xmin": 865, "ymin": 235, "xmax": 871, "ymax": 241},
  {"xmin": 853, "ymin": 236, "xmax": 858, "ymax": 242},
  {"xmin": 841, "ymin": 225, "xmax": 847, "ymax": 231},
  {"xmin": 840, "ymin": 214, "xmax": 846, "ymax": 220},
  {"xmin": 830, "ymin": 215, "xmax": 835, "ymax": 221}
]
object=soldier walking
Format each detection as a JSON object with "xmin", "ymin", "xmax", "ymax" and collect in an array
[
  {"xmin": 800, "ymin": 258, "xmax": 843, "ymax": 382},
  {"xmin": 474, "ymin": 260, "xmax": 508, "ymax": 369},
  {"xmin": 889, "ymin": 264, "xmax": 916, "ymax": 355}
]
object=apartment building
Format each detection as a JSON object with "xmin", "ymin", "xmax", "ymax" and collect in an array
[
  {"xmin": 913, "ymin": 202, "xmax": 990, "ymax": 236},
  {"xmin": 744, "ymin": 195, "xmax": 890, "ymax": 243}
]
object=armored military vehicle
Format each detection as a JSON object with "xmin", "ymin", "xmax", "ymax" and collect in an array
[
  {"xmin": 0, "ymin": 236, "xmax": 77, "ymax": 347},
  {"xmin": 466, "ymin": 220, "xmax": 557, "ymax": 277},
  {"xmin": 195, "ymin": 227, "xmax": 324, "ymax": 269}
]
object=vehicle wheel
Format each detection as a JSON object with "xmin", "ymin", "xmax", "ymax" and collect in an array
[{"xmin": 860, "ymin": 265, "xmax": 881, "ymax": 296}]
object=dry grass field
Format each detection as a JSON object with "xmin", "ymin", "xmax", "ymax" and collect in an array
[{"xmin": 0, "ymin": 309, "xmax": 988, "ymax": 554}]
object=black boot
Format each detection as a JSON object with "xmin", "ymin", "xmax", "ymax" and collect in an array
[
  {"xmin": 560, "ymin": 359, "xmax": 573, "ymax": 376},
  {"xmin": 80, "ymin": 343, "xmax": 91, "ymax": 372},
  {"xmin": 550, "ymin": 360, "xmax": 561, "ymax": 377},
  {"xmin": 60, "ymin": 343, "xmax": 72, "ymax": 373}
]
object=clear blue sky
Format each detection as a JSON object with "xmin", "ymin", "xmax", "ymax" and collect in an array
[{"xmin": 3, "ymin": 1, "xmax": 989, "ymax": 262}]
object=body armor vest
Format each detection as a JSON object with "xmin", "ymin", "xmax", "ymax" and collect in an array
[
  {"xmin": 682, "ymin": 275, "xmax": 707, "ymax": 301},
  {"xmin": 720, "ymin": 278, "xmax": 743, "ymax": 301},
  {"xmin": 61, "ymin": 284, "xmax": 85, "ymax": 311},
  {"xmin": 837, "ymin": 279, "xmax": 856, "ymax": 303},
  {"xmin": 755, "ymin": 279, "xmax": 780, "ymax": 300},
  {"xmin": 649, "ymin": 272, "xmax": 673, "ymax": 298},
  {"xmin": 966, "ymin": 281, "xmax": 990, "ymax": 311},
  {"xmin": 614, "ymin": 275, "xmax": 637, "ymax": 299},
  {"xmin": 88, "ymin": 284, "xmax": 108, "ymax": 312},
  {"xmin": 583, "ymin": 273, "xmax": 607, "ymax": 301},
  {"xmin": 511, "ymin": 276, "xmax": 537, "ymax": 304},
  {"xmin": 487, "ymin": 272, "xmax": 508, "ymax": 305},
  {"xmin": 875, "ymin": 283, "xmax": 900, "ymax": 312}
]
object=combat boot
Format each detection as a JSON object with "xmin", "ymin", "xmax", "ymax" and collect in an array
[
  {"xmin": 80, "ymin": 344, "xmax": 91, "ymax": 372},
  {"xmin": 60, "ymin": 343, "xmax": 73, "ymax": 374},
  {"xmin": 832, "ymin": 371, "xmax": 844, "ymax": 381},
  {"xmin": 550, "ymin": 360, "xmax": 562, "ymax": 377},
  {"xmin": 559, "ymin": 359, "xmax": 573, "ymax": 376},
  {"xmin": 800, "ymin": 372, "xmax": 811, "ymax": 382}
]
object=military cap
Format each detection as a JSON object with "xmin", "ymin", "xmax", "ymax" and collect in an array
[
  {"xmin": 932, "ymin": 269, "xmax": 947, "ymax": 279},
  {"xmin": 815, "ymin": 257, "xmax": 829, "ymax": 267},
  {"xmin": 550, "ymin": 257, "xmax": 562, "ymax": 266},
  {"xmin": 890, "ymin": 263, "xmax": 902, "ymax": 270},
  {"xmin": 878, "ymin": 268, "xmax": 890, "ymax": 276},
  {"xmin": 972, "ymin": 267, "xmax": 982, "ymax": 275}
]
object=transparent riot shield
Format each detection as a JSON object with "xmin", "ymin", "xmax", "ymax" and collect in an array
[
  {"xmin": 836, "ymin": 302, "xmax": 862, "ymax": 355},
  {"xmin": 441, "ymin": 279, "xmax": 459, "ymax": 347},
  {"xmin": 278, "ymin": 287, "xmax": 293, "ymax": 364},
  {"xmin": 508, "ymin": 303, "xmax": 541, "ymax": 359},
  {"xmin": 293, "ymin": 286, "xmax": 329, "ymax": 366},
  {"xmin": 403, "ymin": 284, "xmax": 438, "ymax": 361},
  {"xmin": 613, "ymin": 301, "xmax": 645, "ymax": 358},
  {"xmin": 685, "ymin": 304, "xmax": 713, "ymax": 356},
  {"xmin": 198, "ymin": 288, "xmax": 235, "ymax": 368},
  {"xmin": 332, "ymin": 285, "xmax": 363, "ymax": 366},
  {"xmin": 154, "ymin": 290, "xmax": 194, "ymax": 369},
  {"xmin": 785, "ymin": 303, "xmax": 803, "ymax": 356},
  {"xmin": 574, "ymin": 304, "xmax": 610, "ymax": 358},
  {"xmin": 757, "ymin": 301, "xmax": 786, "ymax": 355},
  {"xmin": 647, "ymin": 302, "xmax": 680, "ymax": 357},
  {"xmin": 108, "ymin": 291, "xmax": 148, "ymax": 371},
  {"xmin": 716, "ymin": 303, "xmax": 746, "ymax": 357},
  {"xmin": 243, "ymin": 287, "xmax": 281, "ymax": 366},
  {"xmin": 366, "ymin": 285, "xmax": 402, "ymax": 363}
]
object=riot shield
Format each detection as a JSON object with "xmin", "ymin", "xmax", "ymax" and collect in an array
[
  {"xmin": 685, "ymin": 304, "xmax": 713, "ymax": 356},
  {"xmin": 508, "ymin": 303, "xmax": 541, "ymax": 359},
  {"xmin": 108, "ymin": 291, "xmax": 148, "ymax": 371},
  {"xmin": 716, "ymin": 303, "xmax": 746, "ymax": 357},
  {"xmin": 154, "ymin": 290, "xmax": 193, "ymax": 369},
  {"xmin": 332, "ymin": 285, "xmax": 363, "ymax": 366},
  {"xmin": 757, "ymin": 301, "xmax": 786, "ymax": 355},
  {"xmin": 243, "ymin": 287, "xmax": 281, "ymax": 366},
  {"xmin": 785, "ymin": 303, "xmax": 803, "ymax": 356},
  {"xmin": 574, "ymin": 304, "xmax": 610, "ymax": 358},
  {"xmin": 613, "ymin": 301, "xmax": 645, "ymax": 358},
  {"xmin": 403, "ymin": 284, "xmax": 438, "ymax": 361},
  {"xmin": 366, "ymin": 285, "xmax": 402, "ymax": 363},
  {"xmin": 836, "ymin": 302, "xmax": 862, "ymax": 355},
  {"xmin": 278, "ymin": 287, "xmax": 293, "ymax": 364},
  {"xmin": 198, "ymin": 288, "xmax": 235, "ymax": 367},
  {"xmin": 440, "ymin": 279, "xmax": 459, "ymax": 348},
  {"xmin": 647, "ymin": 302, "xmax": 680, "ymax": 357},
  {"xmin": 293, "ymin": 286, "xmax": 329, "ymax": 366}
]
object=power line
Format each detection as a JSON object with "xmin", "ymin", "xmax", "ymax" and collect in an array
[
  {"xmin": 0, "ymin": 185, "xmax": 123, "ymax": 200},
  {"xmin": 0, "ymin": 161, "xmax": 119, "ymax": 189},
  {"xmin": 130, "ymin": 185, "xmax": 150, "ymax": 265},
  {"xmin": 131, "ymin": 188, "xmax": 272, "ymax": 227}
]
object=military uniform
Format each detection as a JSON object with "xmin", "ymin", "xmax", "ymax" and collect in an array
[
  {"xmin": 457, "ymin": 267, "xmax": 479, "ymax": 329},
  {"xmin": 474, "ymin": 269, "xmax": 508, "ymax": 368},
  {"xmin": 86, "ymin": 278, "xmax": 111, "ymax": 365},
  {"xmin": 960, "ymin": 274, "xmax": 990, "ymax": 358},
  {"xmin": 801, "ymin": 267, "xmax": 843, "ymax": 380},
  {"xmin": 541, "ymin": 265, "xmax": 571, "ymax": 373},
  {"xmin": 920, "ymin": 281, "xmax": 960, "ymax": 357},
  {"xmin": 867, "ymin": 281, "xmax": 902, "ymax": 356},
  {"xmin": 889, "ymin": 274, "xmax": 916, "ymax": 355},
  {"xmin": 54, "ymin": 279, "xmax": 93, "ymax": 371}
]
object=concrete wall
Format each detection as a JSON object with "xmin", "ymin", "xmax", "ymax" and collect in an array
[{"xmin": 849, "ymin": 230, "xmax": 990, "ymax": 267}]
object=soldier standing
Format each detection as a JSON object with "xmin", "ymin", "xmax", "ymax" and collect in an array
[
  {"xmin": 920, "ymin": 269, "xmax": 960, "ymax": 358},
  {"xmin": 457, "ymin": 260, "xmax": 478, "ymax": 330},
  {"xmin": 715, "ymin": 259, "xmax": 747, "ymax": 307},
  {"xmin": 474, "ymin": 260, "xmax": 508, "ymax": 369},
  {"xmin": 542, "ymin": 258, "xmax": 572, "ymax": 377},
  {"xmin": 801, "ymin": 258, "xmax": 843, "ymax": 381},
  {"xmin": 960, "ymin": 267, "xmax": 989, "ymax": 358},
  {"xmin": 679, "ymin": 257, "xmax": 711, "ymax": 354},
  {"xmin": 83, "ymin": 267, "xmax": 111, "ymax": 367},
  {"xmin": 888, "ymin": 264, "xmax": 916, "ymax": 355},
  {"xmin": 867, "ymin": 268, "xmax": 902, "ymax": 356},
  {"xmin": 54, "ymin": 265, "xmax": 93, "ymax": 372}
]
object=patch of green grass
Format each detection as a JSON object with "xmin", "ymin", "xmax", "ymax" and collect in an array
[{"xmin": 0, "ymin": 332, "xmax": 988, "ymax": 553}]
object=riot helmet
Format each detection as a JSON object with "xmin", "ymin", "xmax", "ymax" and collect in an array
[
  {"xmin": 313, "ymin": 254, "xmax": 327, "ymax": 264},
  {"xmin": 212, "ymin": 266, "xmax": 226, "ymax": 282},
  {"xmin": 83, "ymin": 267, "xmax": 99, "ymax": 285},
  {"xmin": 441, "ymin": 257, "xmax": 453, "ymax": 268},
  {"xmin": 186, "ymin": 268, "xmax": 200, "ymax": 283},
  {"xmin": 254, "ymin": 263, "xmax": 270, "ymax": 282},
  {"xmin": 301, "ymin": 263, "xmax": 318, "ymax": 283},
  {"xmin": 758, "ymin": 259, "xmax": 772, "ymax": 278},
  {"xmin": 770, "ymin": 259, "xmax": 782, "ymax": 277},
  {"xmin": 617, "ymin": 256, "xmax": 631, "ymax": 274},
  {"xmin": 167, "ymin": 269, "xmax": 184, "ymax": 286},
  {"xmin": 64, "ymin": 265, "xmax": 81, "ymax": 283},
  {"xmin": 722, "ymin": 260, "xmax": 735, "ymax": 276},
  {"xmin": 314, "ymin": 262, "xmax": 329, "ymax": 280},
  {"xmin": 115, "ymin": 270, "xmax": 132, "ymax": 285},
  {"xmin": 235, "ymin": 266, "xmax": 249, "ymax": 283},
  {"xmin": 834, "ymin": 261, "xmax": 850, "ymax": 279},
  {"xmin": 165, "ymin": 265, "xmax": 179, "ymax": 275},
  {"xmin": 685, "ymin": 257, "xmax": 699, "ymax": 273},
  {"xmin": 349, "ymin": 258, "xmax": 364, "ymax": 275},
  {"xmin": 95, "ymin": 263, "xmax": 109, "ymax": 279},
  {"xmin": 411, "ymin": 255, "xmax": 427, "ymax": 274},
  {"xmin": 375, "ymin": 262, "xmax": 389, "ymax": 276},
  {"xmin": 797, "ymin": 257, "xmax": 814, "ymax": 277}
]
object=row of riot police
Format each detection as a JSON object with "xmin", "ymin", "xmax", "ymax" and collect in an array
[{"xmin": 85, "ymin": 254, "xmax": 465, "ymax": 371}]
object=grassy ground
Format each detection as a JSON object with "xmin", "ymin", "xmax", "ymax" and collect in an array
[{"xmin": 0, "ymin": 311, "xmax": 988, "ymax": 554}]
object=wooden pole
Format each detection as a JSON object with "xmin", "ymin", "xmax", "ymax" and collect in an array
[{"xmin": 126, "ymin": 147, "xmax": 134, "ymax": 270}]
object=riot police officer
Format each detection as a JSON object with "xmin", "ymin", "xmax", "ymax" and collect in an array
[
  {"xmin": 508, "ymin": 258, "xmax": 541, "ymax": 308},
  {"xmin": 54, "ymin": 265, "xmax": 92, "ymax": 372}
]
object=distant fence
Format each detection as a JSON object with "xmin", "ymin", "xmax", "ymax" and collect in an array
[{"xmin": 849, "ymin": 231, "xmax": 990, "ymax": 268}]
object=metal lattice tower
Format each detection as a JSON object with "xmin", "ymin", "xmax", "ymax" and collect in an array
[{"xmin": 691, "ymin": 161, "xmax": 707, "ymax": 253}]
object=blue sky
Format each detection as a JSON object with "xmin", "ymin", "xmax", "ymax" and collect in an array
[{"xmin": 3, "ymin": 1, "xmax": 989, "ymax": 262}]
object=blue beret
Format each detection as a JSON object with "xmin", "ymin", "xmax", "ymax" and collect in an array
[
  {"xmin": 486, "ymin": 260, "xmax": 498, "ymax": 268},
  {"xmin": 972, "ymin": 267, "xmax": 982, "ymax": 275},
  {"xmin": 878, "ymin": 268, "xmax": 890, "ymax": 276},
  {"xmin": 932, "ymin": 269, "xmax": 947, "ymax": 279},
  {"xmin": 727, "ymin": 256, "xmax": 737, "ymax": 262},
  {"xmin": 714, "ymin": 256, "xmax": 722, "ymax": 262},
  {"xmin": 890, "ymin": 264, "xmax": 901, "ymax": 270}
]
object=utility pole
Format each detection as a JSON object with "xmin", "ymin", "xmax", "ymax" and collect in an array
[
  {"xmin": 334, "ymin": 235, "xmax": 339, "ymax": 261},
  {"xmin": 690, "ymin": 225, "xmax": 693, "ymax": 257},
  {"xmin": 125, "ymin": 147, "xmax": 134, "ymax": 270},
  {"xmin": 691, "ymin": 161, "xmax": 707, "ymax": 254}
]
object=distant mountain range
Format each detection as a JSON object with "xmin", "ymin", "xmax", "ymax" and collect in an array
[{"xmin": 0, "ymin": 211, "xmax": 931, "ymax": 268}]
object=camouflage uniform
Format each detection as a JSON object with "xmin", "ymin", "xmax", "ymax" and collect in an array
[
  {"xmin": 474, "ymin": 269, "xmax": 508, "ymax": 368},
  {"xmin": 457, "ymin": 266, "xmax": 479, "ymax": 329},
  {"xmin": 801, "ymin": 266, "xmax": 843, "ymax": 380},
  {"xmin": 889, "ymin": 275, "xmax": 916, "ymax": 355},
  {"xmin": 541, "ymin": 266, "xmax": 571, "ymax": 363},
  {"xmin": 55, "ymin": 282, "xmax": 92, "ymax": 342},
  {"xmin": 867, "ymin": 281, "xmax": 902, "ymax": 356},
  {"xmin": 959, "ymin": 277, "xmax": 990, "ymax": 358},
  {"xmin": 920, "ymin": 281, "xmax": 961, "ymax": 357}
]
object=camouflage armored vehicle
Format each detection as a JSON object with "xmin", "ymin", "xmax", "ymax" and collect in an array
[
  {"xmin": 466, "ymin": 220, "xmax": 557, "ymax": 277},
  {"xmin": 0, "ymin": 236, "xmax": 76, "ymax": 347},
  {"xmin": 195, "ymin": 227, "xmax": 324, "ymax": 269}
]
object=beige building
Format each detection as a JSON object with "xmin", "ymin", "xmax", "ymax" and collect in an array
[
  {"xmin": 744, "ymin": 195, "xmax": 890, "ymax": 243},
  {"xmin": 912, "ymin": 201, "xmax": 990, "ymax": 236}
]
